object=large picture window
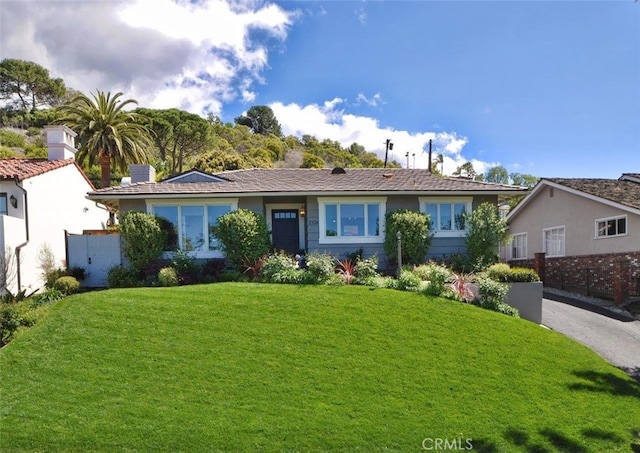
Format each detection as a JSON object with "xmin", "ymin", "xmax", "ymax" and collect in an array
[
  {"xmin": 419, "ymin": 197, "xmax": 472, "ymax": 237},
  {"xmin": 543, "ymin": 226, "xmax": 565, "ymax": 258},
  {"xmin": 595, "ymin": 215, "xmax": 627, "ymax": 238},
  {"xmin": 150, "ymin": 200, "xmax": 237, "ymax": 255},
  {"xmin": 318, "ymin": 197, "xmax": 386, "ymax": 244}
]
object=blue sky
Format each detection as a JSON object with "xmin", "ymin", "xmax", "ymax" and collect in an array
[{"xmin": 1, "ymin": 0, "xmax": 638, "ymax": 178}]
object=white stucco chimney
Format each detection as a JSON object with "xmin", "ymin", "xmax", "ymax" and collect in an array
[
  {"xmin": 44, "ymin": 125, "xmax": 77, "ymax": 160},
  {"xmin": 129, "ymin": 164, "xmax": 156, "ymax": 184}
]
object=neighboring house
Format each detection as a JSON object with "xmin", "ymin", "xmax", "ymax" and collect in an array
[
  {"xmin": 504, "ymin": 174, "xmax": 640, "ymax": 303},
  {"xmin": 87, "ymin": 166, "xmax": 527, "ymax": 266},
  {"xmin": 0, "ymin": 126, "xmax": 108, "ymax": 294}
]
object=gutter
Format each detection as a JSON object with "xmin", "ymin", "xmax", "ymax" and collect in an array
[{"xmin": 13, "ymin": 177, "xmax": 29, "ymax": 292}]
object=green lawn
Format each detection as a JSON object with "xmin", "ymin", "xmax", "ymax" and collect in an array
[{"xmin": 1, "ymin": 283, "xmax": 639, "ymax": 452}]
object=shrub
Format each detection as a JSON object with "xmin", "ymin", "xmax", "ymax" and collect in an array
[
  {"xmin": 0, "ymin": 304, "xmax": 21, "ymax": 346},
  {"xmin": 337, "ymin": 259, "xmax": 357, "ymax": 285},
  {"xmin": 449, "ymin": 273, "xmax": 476, "ymax": 302},
  {"xmin": 107, "ymin": 266, "xmax": 140, "ymax": 288},
  {"xmin": 171, "ymin": 251, "xmax": 201, "ymax": 285},
  {"xmin": 52, "ymin": 276, "xmax": 79, "ymax": 295},
  {"xmin": 396, "ymin": 269, "xmax": 422, "ymax": 292},
  {"xmin": 383, "ymin": 209, "xmax": 433, "ymax": 266},
  {"xmin": 202, "ymin": 259, "xmax": 226, "ymax": 280},
  {"xmin": 415, "ymin": 262, "xmax": 454, "ymax": 297},
  {"xmin": 486, "ymin": 263, "xmax": 540, "ymax": 283},
  {"xmin": 0, "ymin": 130, "xmax": 26, "ymax": 148},
  {"xmin": 158, "ymin": 267, "xmax": 179, "ymax": 287},
  {"xmin": 261, "ymin": 253, "xmax": 298, "ymax": 283},
  {"xmin": 464, "ymin": 202, "xmax": 509, "ymax": 271},
  {"xmin": 304, "ymin": 253, "xmax": 335, "ymax": 284},
  {"xmin": 120, "ymin": 211, "xmax": 166, "ymax": 273},
  {"xmin": 30, "ymin": 288, "xmax": 64, "ymax": 307},
  {"xmin": 214, "ymin": 209, "xmax": 271, "ymax": 269},
  {"xmin": 355, "ymin": 255, "xmax": 379, "ymax": 279},
  {"xmin": 217, "ymin": 269, "xmax": 250, "ymax": 282},
  {"xmin": 476, "ymin": 278, "xmax": 519, "ymax": 317}
]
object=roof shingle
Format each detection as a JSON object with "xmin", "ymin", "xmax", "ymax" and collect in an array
[
  {"xmin": 546, "ymin": 178, "xmax": 640, "ymax": 211},
  {"xmin": 88, "ymin": 168, "xmax": 528, "ymax": 198}
]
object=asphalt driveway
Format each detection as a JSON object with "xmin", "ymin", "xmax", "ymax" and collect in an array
[{"xmin": 542, "ymin": 296, "xmax": 640, "ymax": 381}]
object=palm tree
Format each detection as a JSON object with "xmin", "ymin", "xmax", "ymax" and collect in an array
[{"xmin": 56, "ymin": 90, "xmax": 153, "ymax": 188}]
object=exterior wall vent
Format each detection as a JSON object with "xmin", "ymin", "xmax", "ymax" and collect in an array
[{"xmin": 331, "ymin": 167, "xmax": 346, "ymax": 174}]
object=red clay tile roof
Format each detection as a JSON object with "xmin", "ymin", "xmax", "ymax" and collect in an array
[{"xmin": 0, "ymin": 158, "xmax": 95, "ymax": 189}]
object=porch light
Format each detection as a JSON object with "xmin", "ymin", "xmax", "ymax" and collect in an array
[
  {"xmin": 299, "ymin": 206, "xmax": 306, "ymax": 217},
  {"xmin": 9, "ymin": 194, "xmax": 17, "ymax": 208}
]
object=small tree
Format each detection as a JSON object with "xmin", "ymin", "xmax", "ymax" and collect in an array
[
  {"xmin": 464, "ymin": 202, "xmax": 509, "ymax": 271},
  {"xmin": 213, "ymin": 209, "xmax": 271, "ymax": 269},
  {"xmin": 119, "ymin": 211, "xmax": 166, "ymax": 274},
  {"xmin": 383, "ymin": 210, "xmax": 433, "ymax": 266}
]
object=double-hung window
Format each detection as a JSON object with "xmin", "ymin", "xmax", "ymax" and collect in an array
[
  {"xmin": 318, "ymin": 197, "xmax": 386, "ymax": 244},
  {"xmin": 595, "ymin": 215, "xmax": 627, "ymax": 238},
  {"xmin": 543, "ymin": 226, "xmax": 565, "ymax": 257},
  {"xmin": 419, "ymin": 197, "xmax": 472, "ymax": 237},
  {"xmin": 150, "ymin": 199, "xmax": 237, "ymax": 255},
  {"xmin": 511, "ymin": 233, "xmax": 527, "ymax": 260}
]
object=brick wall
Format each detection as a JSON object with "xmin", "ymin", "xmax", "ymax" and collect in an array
[{"xmin": 508, "ymin": 251, "xmax": 640, "ymax": 304}]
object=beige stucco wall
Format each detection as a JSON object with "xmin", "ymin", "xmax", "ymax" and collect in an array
[{"xmin": 507, "ymin": 185, "xmax": 640, "ymax": 259}]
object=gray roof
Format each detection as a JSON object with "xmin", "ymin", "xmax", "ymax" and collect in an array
[
  {"xmin": 545, "ymin": 178, "xmax": 640, "ymax": 211},
  {"xmin": 88, "ymin": 168, "xmax": 527, "ymax": 207}
]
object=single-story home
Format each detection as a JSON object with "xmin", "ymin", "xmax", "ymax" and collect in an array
[
  {"xmin": 87, "ymin": 166, "xmax": 527, "ymax": 266},
  {"xmin": 0, "ymin": 126, "xmax": 108, "ymax": 294},
  {"xmin": 504, "ymin": 173, "xmax": 640, "ymax": 302}
]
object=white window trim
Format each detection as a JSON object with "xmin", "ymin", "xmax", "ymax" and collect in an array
[
  {"xmin": 594, "ymin": 215, "xmax": 627, "ymax": 239},
  {"xmin": 146, "ymin": 198, "xmax": 238, "ymax": 258},
  {"xmin": 318, "ymin": 197, "xmax": 386, "ymax": 244},
  {"xmin": 419, "ymin": 196, "xmax": 472, "ymax": 238},
  {"xmin": 510, "ymin": 232, "xmax": 527, "ymax": 260},
  {"xmin": 543, "ymin": 225, "xmax": 565, "ymax": 258}
]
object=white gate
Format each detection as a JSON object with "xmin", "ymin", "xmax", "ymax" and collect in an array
[{"xmin": 67, "ymin": 234, "xmax": 121, "ymax": 287}]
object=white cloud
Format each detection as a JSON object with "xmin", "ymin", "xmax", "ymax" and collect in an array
[
  {"xmin": 0, "ymin": 0, "xmax": 296, "ymax": 116},
  {"xmin": 271, "ymin": 99, "xmax": 495, "ymax": 175},
  {"xmin": 355, "ymin": 92, "xmax": 384, "ymax": 107}
]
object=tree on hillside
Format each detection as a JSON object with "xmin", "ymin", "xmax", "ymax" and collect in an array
[
  {"xmin": 510, "ymin": 172, "xmax": 538, "ymax": 188},
  {"xmin": 136, "ymin": 108, "xmax": 213, "ymax": 175},
  {"xmin": 484, "ymin": 165, "xmax": 510, "ymax": 184},
  {"xmin": 0, "ymin": 59, "xmax": 67, "ymax": 113},
  {"xmin": 453, "ymin": 161, "xmax": 477, "ymax": 179},
  {"xmin": 56, "ymin": 91, "xmax": 153, "ymax": 189},
  {"xmin": 234, "ymin": 105, "xmax": 282, "ymax": 136}
]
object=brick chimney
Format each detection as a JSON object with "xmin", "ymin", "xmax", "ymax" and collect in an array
[{"xmin": 44, "ymin": 125, "xmax": 77, "ymax": 160}]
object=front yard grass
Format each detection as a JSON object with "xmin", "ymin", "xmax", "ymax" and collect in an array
[{"xmin": 1, "ymin": 283, "xmax": 638, "ymax": 452}]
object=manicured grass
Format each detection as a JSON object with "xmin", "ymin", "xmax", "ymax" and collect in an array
[{"xmin": 1, "ymin": 283, "xmax": 639, "ymax": 452}]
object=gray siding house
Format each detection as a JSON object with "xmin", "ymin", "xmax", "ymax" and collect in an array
[{"xmin": 87, "ymin": 166, "xmax": 527, "ymax": 264}]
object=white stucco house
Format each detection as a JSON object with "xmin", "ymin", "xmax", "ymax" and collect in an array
[{"xmin": 0, "ymin": 126, "xmax": 108, "ymax": 294}]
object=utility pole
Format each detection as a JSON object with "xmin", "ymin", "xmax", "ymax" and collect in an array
[{"xmin": 383, "ymin": 139, "xmax": 393, "ymax": 168}]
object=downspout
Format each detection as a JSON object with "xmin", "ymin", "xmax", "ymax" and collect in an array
[{"xmin": 13, "ymin": 177, "xmax": 29, "ymax": 292}]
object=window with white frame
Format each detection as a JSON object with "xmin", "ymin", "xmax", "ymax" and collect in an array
[
  {"xmin": 595, "ymin": 215, "xmax": 627, "ymax": 238},
  {"xmin": 0, "ymin": 193, "xmax": 7, "ymax": 215},
  {"xmin": 151, "ymin": 200, "xmax": 237, "ymax": 254},
  {"xmin": 419, "ymin": 197, "xmax": 472, "ymax": 236},
  {"xmin": 543, "ymin": 226, "xmax": 565, "ymax": 257},
  {"xmin": 511, "ymin": 233, "xmax": 527, "ymax": 260},
  {"xmin": 318, "ymin": 197, "xmax": 386, "ymax": 244}
]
